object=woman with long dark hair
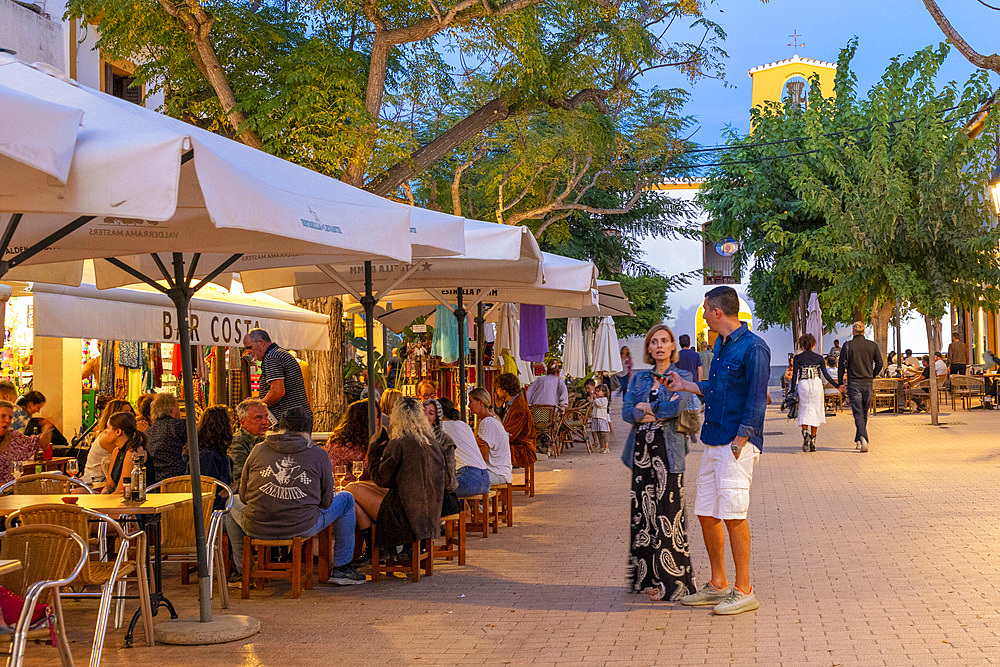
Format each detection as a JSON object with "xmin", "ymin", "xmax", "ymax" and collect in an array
[
  {"xmin": 192, "ymin": 405, "xmax": 235, "ymax": 508},
  {"xmin": 83, "ymin": 399, "xmax": 133, "ymax": 485},
  {"xmin": 326, "ymin": 399, "xmax": 386, "ymax": 471},
  {"xmin": 791, "ymin": 333, "xmax": 836, "ymax": 452},
  {"xmin": 102, "ymin": 412, "xmax": 153, "ymax": 494}
]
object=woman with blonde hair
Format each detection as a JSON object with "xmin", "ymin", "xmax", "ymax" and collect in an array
[
  {"xmin": 379, "ymin": 389, "xmax": 402, "ymax": 432},
  {"xmin": 347, "ymin": 397, "xmax": 446, "ymax": 551},
  {"xmin": 621, "ymin": 323, "xmax": 697, "ymax": 602},
  {"xmin": 468, "ymin": 387, "xmax": 512, "ymax": 485}
]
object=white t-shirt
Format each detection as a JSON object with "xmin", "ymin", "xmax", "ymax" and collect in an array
[
  {"xmin": 934, "ymin": 359, "xmax": 947, "ymax": 375},
  {"xmin": 591, "ymin": 396, "xmax": 609, "ymax": 421},
  {"xmin": 83, "ymin": 436, "xmax": 110, "ymax": 484},
  {"xmin": 442, "ymin": 419, "xmax": 487, "ymax": 471},
  {"xmin": 476, "ymin": 416, "xmax": 512, "ymax": 483}
]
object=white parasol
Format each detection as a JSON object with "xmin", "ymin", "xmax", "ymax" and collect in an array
[{"xmin": 562, "ymin": 317, "xmax": 586, "ymax": 378}]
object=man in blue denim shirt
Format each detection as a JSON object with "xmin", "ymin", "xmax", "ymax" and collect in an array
[{"xmin": 667, "ymin": 286, "xmax": 770, "ymax": 616}]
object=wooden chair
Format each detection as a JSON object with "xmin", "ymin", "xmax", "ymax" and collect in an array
[
  {"xmin": 936, "ymin": 373, "xmax": 949, "ymax": 405},
  {"xmin": 950, "ymin": 375, "xmax": 985, "ymax": 410},
  {"xmin": 0, "ymin": 525, "xmax": 87, "ymax": 667},
  {"xmin": 910, "ymin": 379, "xmax": 931, "ymax": 411},
  {"xmin": 241, "ymin": 535, "xmax": 314, "ymax": 599},
  {"xmin": 510, "ymin": 461, "xmax": 535, "ymax": 498},
  {"xmin": 147, "ymin": 475, "xmax": 231, "ymax": 608},
  {"xmin": 9, "ymin": 504, "xmax": 155, "ymax": 662},
  {"xmin": 430, "ymin": 511, "xmax": 468, "ymax": 566},
  {"xmin": 872, "ymin": 379, "xmax": 898, "ymax": 414},
  {"xmin": 0, "ymin": 473, "xmax": 94, "ymax": 496},
  {"xmin": 557, "ymin": 401, "xmax": 593, "ymax": 456},
  {"xmin": 492, "ymin": 483, "xmax": 514, "ymax": 528},
  {"xmin": 823, "ymin": 388, "xmax": 843, "ymax": 413},
  {"xmin": 528, "ymin": 404, "xmax": 560, "ymax": 456},
  {"xmin": 461, "ymin": 490, "xmax": 499, "ymax": 538},
  {"xmin": 371, "ymin": 533, "xmax": 433, "ymax": 583}
]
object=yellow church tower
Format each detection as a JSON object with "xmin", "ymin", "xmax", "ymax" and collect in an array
[{"xmin": 748, "ymin": 53, "xmax": 837, "ymax": 108}]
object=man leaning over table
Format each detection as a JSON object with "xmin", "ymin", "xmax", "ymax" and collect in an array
[
  {"xmin": 225, "ymin": 398, "xmax": 269, "ymax": 583},
  {"xmin": 666, "ymin": 286, "xmax": 770, "ymax": 616}
]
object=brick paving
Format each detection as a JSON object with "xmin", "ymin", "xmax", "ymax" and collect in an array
[{"xmin": 23, "ymin": 398, "xmax": 1000, "ymax": 665}]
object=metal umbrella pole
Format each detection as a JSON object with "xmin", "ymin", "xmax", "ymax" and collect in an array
[
  {"xmin": 361, "ymin": 261, "xmax": 378, "ymax": 437},
  {"xmin": 895, "ymin": 298, "xmax": 903, "ymax": 378},
  {"xmin": 476, "ymin": 302, "xmax": 486, "ymax": 387},
  {"xmin": 455, "ymin": 288, "xmax": 467, "ymax": 422}
]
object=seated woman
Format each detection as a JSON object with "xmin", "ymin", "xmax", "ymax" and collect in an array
[
  {"xmin": 135, "ymin": 393, "xmax": 157, "ymax": 433},
  {"xmin": 379, "ymin": 389, "xmax": 402, "ymax": 433},
  {"xmin": 82, "ymin": 399, "xmax": 133, "ymax": 485},
  {"xmin": 423, "ymin": 399, "xmax": 461, "ymax": 516},
  {"xmin": 189, "ymin": 405, "xmax": 234, "ymax": 510},
  {"xmin": 468, "ymin": 387, "xmax": 512, "ymax": 486},
  {"xmin": 438, "ymin": 398, "xmax": 490, "ymax": 498},
  {"xmin": 494, "ymin": 373, "xmax": 537, "ymax": 469},
  {"xmin": 347, "ymin": 397, "xmax": 446, "ymax": 554},
  {"xmin": 146, "ymin": 393, "xmax": 187, "ymax": 483},
  {"xmin": 326, "ymin": 399, "xmax": 386, "ymax": 473},
  {"xmin": 102, "ymin": 412, "xmax": 153, "ymax": 494}
]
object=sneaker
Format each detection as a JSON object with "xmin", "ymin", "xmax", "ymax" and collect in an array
[
  {"xmin": 713, "ymin": 587, "xmax": 759, "ymax": 615},
  {"xmin": 679, "ymin": 581, "xmax": 731, "ymax": 607},
  {"xmin": 859, "ymin": 438, "xmax": 869, "ymax": 453},
  {"xmin": 329, "ymin": 566, "xmax": 367, "ymax": 586}
]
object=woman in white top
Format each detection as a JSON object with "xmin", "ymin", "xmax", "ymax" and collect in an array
[
  {"xmin": 438, "ymin": 397, "xmax": 491, "ymax": 497},
  {"xmin": 81, "ymin": 398, "xmax": 134, "ymax": 485},
  {"xmin": 467, "ymin": 387, "xmax": 512, "ymax": 485}
]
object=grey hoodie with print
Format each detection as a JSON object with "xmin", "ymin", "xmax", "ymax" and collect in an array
[{"xmin": 239, "ymin": 430, "xmax": 334, "ymax": 539}]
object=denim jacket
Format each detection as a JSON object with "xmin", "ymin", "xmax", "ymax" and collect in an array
[{"xmin": 620, "ymin": 367, "xmax": 694, "ymax": 473}]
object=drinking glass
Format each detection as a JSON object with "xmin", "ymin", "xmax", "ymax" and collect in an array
[
  {"xmin": 10, "ymin": 461, "xmax": 21, "ymax": 481},
  {"xmin": 66, "ymin": 459, "xmax": 79, "ymax": 477},
  {"xmin": 352, "ymin": 460, "xmax": 364, "ymax": 482},
  {"xmin": 334, "ymin": 465, "xmax": 347, "ymax": 491}
]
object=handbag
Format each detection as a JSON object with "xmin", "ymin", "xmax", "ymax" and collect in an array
[
  {"xmin": 676, "ymin": 394, "xmax": 700, "ymax": 435},
  {"xmin": 0, "ymin": 585, "xmax": 56, "ymax": 645}
]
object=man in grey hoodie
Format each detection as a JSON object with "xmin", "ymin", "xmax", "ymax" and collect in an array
[{"xmin": 239, "ymin": 407, "xmax": 365, "ymax": 585}]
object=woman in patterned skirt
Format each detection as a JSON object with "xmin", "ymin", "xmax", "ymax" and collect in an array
[{"xmin": 621, "ymin": 324, "xmax": 697, "ymax": 601}]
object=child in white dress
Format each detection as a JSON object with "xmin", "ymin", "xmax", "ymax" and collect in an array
[{"xmin": 590, "ymin": 385, "xmax": 610, "ymax": 453}]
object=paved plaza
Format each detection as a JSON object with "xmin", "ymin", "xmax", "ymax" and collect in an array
[{"xmin": 27, "ymin": 397, "xmax": 1000, "ymax": 666}]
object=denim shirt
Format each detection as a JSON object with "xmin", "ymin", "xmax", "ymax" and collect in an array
[
  {"xmin": 695, "ymin": 323, "xmax": 771, "ymax": 451},
  {"xmin": 620, "ymin": 368, "xmax": 693, "ymax": 473}
]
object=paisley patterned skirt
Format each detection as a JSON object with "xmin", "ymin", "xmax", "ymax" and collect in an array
[{"xmin": 627, "ymin": 424, "xmax": 696, "ymax": 600}]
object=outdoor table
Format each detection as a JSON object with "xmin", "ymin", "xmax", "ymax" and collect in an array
[
  {"xmin": 18, "ymin": 456, "xmax": 75, "ymax": 475},
  {"xmin": 0, "ymin": 492, "xmax": 209, "ymax": 646},
  {"xmin": 0, "ymin": 560, "xmax": 21, "ymax": 576}
]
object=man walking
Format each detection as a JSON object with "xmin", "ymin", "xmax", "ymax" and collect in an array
[
  {"xmin": 837, "ymin": 322, "xmax": 883, "ymax": 453},
  {"xmin": 676, "ymin": 334, "xmax": 704, "ymax": 381},
  {"xmin": 243, "ymin": 328, "xmax": 312, "ymax": 429},
  {"xmin": 667, "ymin": 286, "xmax": 770, "ymax": 615},
  {"xmin": 947, "ymin": 333, "xmax": 968, "ymax": 376}
]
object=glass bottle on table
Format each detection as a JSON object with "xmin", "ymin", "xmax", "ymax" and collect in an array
[{"xmin": 33, "ymin": 448, "xmax": 43, "ymax": 475}]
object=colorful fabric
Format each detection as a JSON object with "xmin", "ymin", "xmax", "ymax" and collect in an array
[
  {"xmin": 518, "ymin": 304, "xmax": 547, "ymax": 362},
  {"xmin": 117, "ymin": 341, "xmax": 142, "ymax": 368},
  {"xmin": 431, "ymin": 305, "xmax": 468, "ymax": 363}
]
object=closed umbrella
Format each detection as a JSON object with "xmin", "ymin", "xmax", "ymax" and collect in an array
[
  {"xmin": 0, "ymin": 54, "xmax": 438, "ymax": 634},
  {"xmin": 563, "ymin": 317, "xmax": 586, "ymax": 378},
  {"xmin": 592, "ymin": 316, "xmax": 624, "ymax": 375},
  {"xmin": 806, "ymin": 292, "xmax": 823, "ymax": 354}
]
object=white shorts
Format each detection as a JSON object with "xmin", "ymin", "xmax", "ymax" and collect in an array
[{"xmin": 694, "ymin": 442, "xmax": 760, "ymax": 520}]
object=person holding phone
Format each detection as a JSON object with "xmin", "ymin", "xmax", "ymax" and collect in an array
[{"xmin": 666, "ymin": 286, "xmax": 770, "ymax": 616}]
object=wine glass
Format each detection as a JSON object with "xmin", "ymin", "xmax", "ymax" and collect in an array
[
  {"xmin": 66, "ymin": 458, "xmax": 79, "ymax": 477},
  {"xmin": 334, "ymin": 465, "xmax": 347, "ymax": 491},
  {"xmin": 352, "ymin": 460, "xmax": 364, "ymax": 482}
]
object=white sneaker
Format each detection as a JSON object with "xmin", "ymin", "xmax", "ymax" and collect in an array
[
  {"xmin": 859, "ymin": 438, "xmax": 869, "ymax": 453},
  {"xmin": 679, "ymin": 581, "xmax": 731, "ymax": 607},
  {"xmin": 713, "ymin": 587, "xmax": 759, "ymax": 615}
]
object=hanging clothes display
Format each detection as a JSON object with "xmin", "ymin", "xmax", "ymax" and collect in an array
[
  {"xmin": 98, "ymin": 340, "xmax": 115, "ymax": 397},
  {"xmin": 117, "ymin": 341, "xmax": 142, "ymax": 368},
  {"xmin": 431, "ymin": 305, "xmax": 468, "ymax": 363},
  {"xmin": 519, "ymin": 303, "xmax": 548, "ymax": 362}
]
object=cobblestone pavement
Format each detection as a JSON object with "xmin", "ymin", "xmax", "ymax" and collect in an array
[{"xmin": 24, "ymin": 398, "xmax": 1000, "ymax": 665}]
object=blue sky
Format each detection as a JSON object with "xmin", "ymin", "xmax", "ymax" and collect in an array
[{"xmin": 648, "ymin": 0, "xmax": 999, "ymax": 146}]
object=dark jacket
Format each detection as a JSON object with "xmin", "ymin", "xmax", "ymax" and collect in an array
[
  {"xmin": 838, "ymin": 335, "xmax": 884, "ymax": 385},
  {"xmin": 229, "ymin": 428, "xmax": 261, "ymax": 482},
  {"xmin": 791, "ymin": 350, "xmax": 836, "ymax": 391},
  {"xmin": 190, "ymin": 449, "xmax": 233, "ymax": 511},
  {"xmin": 146, "ymin": 416, "xmax": 187, "ymax": 483},
  {"xmin": 371, "ymin": 434, "xmax": 446, "ymax": 549},
  {"xmin": 239, "ymin": 431, "xmax": 334, "ymax": 540}
]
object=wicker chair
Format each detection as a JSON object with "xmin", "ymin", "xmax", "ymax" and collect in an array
[
  {"xmin": 8, "ymin": 504, "xmax": 154, "ymax": 662},
  {"xmin": 0, "ymin": 474, "xmax": 94, "ymax": 496},
  {"xmin": 557, "ymin": 401, "xmax": 593, "ymax": 456},
  {"xmin": 528, "ymin": 404, "xmax": 560, "ymax": 455},
  {"xmin": 0, "ymin": 525, "xmax": 87, "ymax": 667},
  {"xmin": 147, "ymin": 475, "xmax": 231, "ymax": 608}
]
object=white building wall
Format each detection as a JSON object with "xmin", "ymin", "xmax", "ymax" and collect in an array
[{"xmin": 0, "ymin": 0, "xmax": 64, "ymax": 70}]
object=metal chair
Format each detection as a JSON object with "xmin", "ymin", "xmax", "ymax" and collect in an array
[
  {"xmin": 0, "ymin": 473, "xmax": 95, "ymax": 496},
  {"xmin": 147, "ymin": 475, "xmax": 231, "ymax": 608},
  {"xmin": 8, "ymin": 504, "xmax": 154, "ymax": 664},
  {"xmin": 0, "ymin": 525, "xmax": 87, "ymax": 667}
]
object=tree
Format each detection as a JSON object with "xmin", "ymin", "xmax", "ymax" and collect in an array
[{"xmin": 923, "ymin": 0, "xmax": 1000, "ymax": 75}]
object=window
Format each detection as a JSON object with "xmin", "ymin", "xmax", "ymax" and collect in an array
[{"xmin": 104, "ymin": 63, "xmax": 142, "ymax": 105}]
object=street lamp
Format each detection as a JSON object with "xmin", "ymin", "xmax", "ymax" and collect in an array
[{"xmin": 990, "ymin": 165, "xmax": 1000, "ymax": 216}]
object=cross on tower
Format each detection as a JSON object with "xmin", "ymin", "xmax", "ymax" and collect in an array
[{"xmin": 788, "ymin": 30, "xmax": 805, "ymax": 52}]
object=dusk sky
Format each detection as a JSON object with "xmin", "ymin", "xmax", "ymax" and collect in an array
[{"xmin": 649, "ymin": 0, "xmax": 1000, "ymax": 148}]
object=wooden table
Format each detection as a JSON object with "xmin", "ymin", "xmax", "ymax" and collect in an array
[
  {"xmin": 18, "ymin": 456, "xmax": 75, "ymax": 475},
  {"xmin": 0, "ymin": 560, "xmax": 21, "ymax": 576},
  {"xmin": 0, "ymin": 492, "xmax": 208, "ymax": 646}
]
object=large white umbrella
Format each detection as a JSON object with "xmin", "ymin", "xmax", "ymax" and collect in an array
[
  {"xmin": 0, "ymin": 78, "xmax": 82, "ymax": 183},
  {"xmin": 563, "ymin": 317, "xmax": 586, "ymax": 378},
  {"xmin": 806, "ymin": 292, "xmax": 823, "ymax": 354},
  {"xmin": 592, "ymin": 316, "xmax": 624, "ymax": 375},
  {"xmin": 0, "ymin": 54, "xmax": 456, "ymax": 631},
  {"xmin": 545, "ymin": 280, "xmax": 634, "ymax": 318},
  {"xmin": 494, "ymin": 303, "xmax": 535, "ymax": 385}
]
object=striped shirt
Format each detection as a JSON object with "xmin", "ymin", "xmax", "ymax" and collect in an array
[{"xmin": 260, "ymin": 343, "xmax": 311, "ymax": 425}]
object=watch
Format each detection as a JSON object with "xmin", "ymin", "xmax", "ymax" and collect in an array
[{"xmin": 731, "ymin": 443, "xmax": 741, "ymax": 455}]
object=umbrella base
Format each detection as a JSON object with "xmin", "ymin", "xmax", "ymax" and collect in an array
[{"xmin": 154, "ymin": 614, "xmax": 261, "ymax": 645}]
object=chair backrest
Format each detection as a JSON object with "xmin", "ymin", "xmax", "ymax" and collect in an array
[
  {"xmin": 0, "ymin": 525, "xmax": 87, "ymax": 598},
  {"xmin": 528, "ymin": 404, "xmax": 556, "ymax": 429},
  {"xmin": 9, "ymin": 504, "xmax": 126, "ymax": 584},
  {"xmin": 872, "ymin": 379, "xmax": 896, "ymax": 392},
  {"xmin": 148, "ymin": 475, "xmax": 229, "ymax": 551}
]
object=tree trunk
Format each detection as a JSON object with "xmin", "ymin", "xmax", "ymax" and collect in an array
[
  {"xmin": 871, "ymin": 297, "xmax": 893, "ymax": 362},
  {"xmin": 924, "ymin": 314, "xmax": 940, "ymax": 426},
  {"xmin": 294, "ymin": 296, "xmax": 346, "ymax": 431},
  {"xmin": 790, "ymin": 300, "xmax": 802, "ymax": 351}
]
